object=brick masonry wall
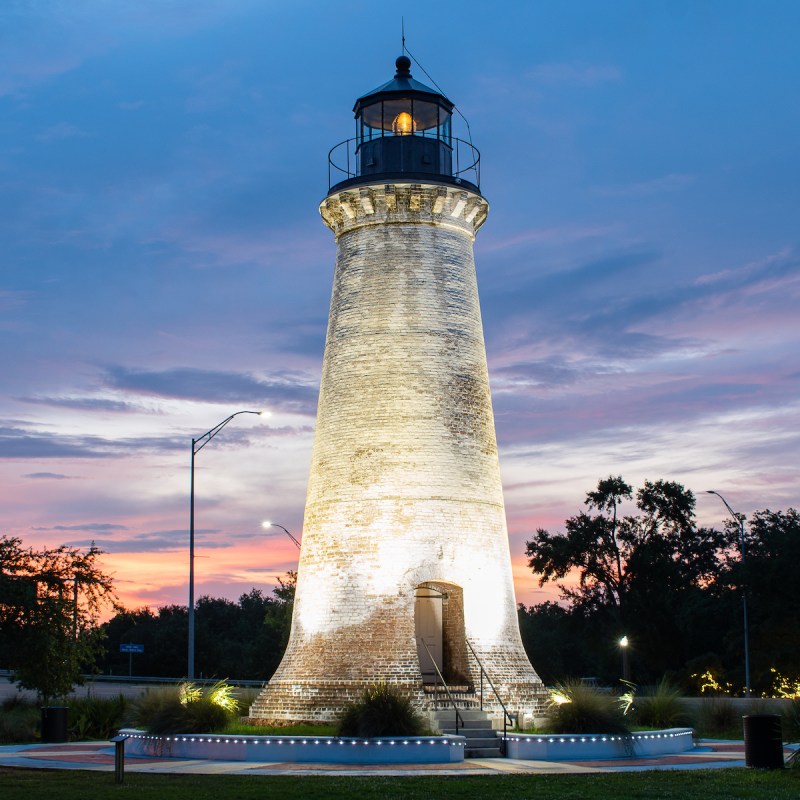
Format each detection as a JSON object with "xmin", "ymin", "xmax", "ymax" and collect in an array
[{"xmin": 249, "ymin": 182, "xmax": 547, "ymax": 724}]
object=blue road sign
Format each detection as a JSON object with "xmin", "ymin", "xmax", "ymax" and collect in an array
[{"xmin": 120, "ymin": 643, "xmax": 144, "ymax": 653}]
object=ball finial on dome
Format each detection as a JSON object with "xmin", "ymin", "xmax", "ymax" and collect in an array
[{"xmin": 395, "ymin": 55, "xmax": 412, "ymax": 75}]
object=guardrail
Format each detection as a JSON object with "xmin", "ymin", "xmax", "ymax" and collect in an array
[
  {"xmin": 328, "ymin": 135, "xmax": 480, "ymax": 191},
  {"xmin": 417, "ymin": 638, "xmax": 464, "ymax": 735},
  {"xmin": 465, "ymin": 639, "xmax": 514, "ymax": 754}
]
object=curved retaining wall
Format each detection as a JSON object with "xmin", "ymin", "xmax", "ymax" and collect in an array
[
  {"xmin": 119, "ymin": 729, "xmax": 465, "ymax": 764},
  {"xmin": 503, "ymin": 728, "xmax": 695, "ymax": 760}
]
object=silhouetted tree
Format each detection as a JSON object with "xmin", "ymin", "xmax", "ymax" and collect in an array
[
  {"xmin": 721, "ymin": 508, "xmax": 800, "ymax": 688},
  {"xmin": 98, "ymin": 573, "xmax": 297, "ymax": 680},
  {"xmin": 0, "ymin": 535, "xmax": 118, "ymax": 702},
  {"xmin": 524, "ymin": 478, "xmax": 731, "ymax": 683}
]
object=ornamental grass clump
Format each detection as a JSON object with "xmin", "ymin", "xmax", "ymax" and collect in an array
[
  {"xmin": 543, "ymin": 680, "xmax": 630, "ymax": 735},
  {"xmin": 131, "ymin": 680, "xmax": 239, "ymax": 734},
  {"xmin": 697, "ymin": 696, "xmax": 738, "ymax": 737},
  {"xmin": 69, "ymin": 694, "xmax": 129, "ymax": 740},
  {"xmin": 633, "ymin": 678, "xmax": 694, "ymax": 729},
  {"xmin": 784, "ymin": 698, "xmax": 800, "ymax": 742},
  {"xmin": 337, "ymin": 681, "xmax": 426, "ymax": 737},
  {"xmin": 0, "ymin": 696, "xmax": 39, "ymax": 744}
]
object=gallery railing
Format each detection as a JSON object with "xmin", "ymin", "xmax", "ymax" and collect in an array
[{"xmin": 328, "ymin": 135, "xmax": 481, "ymax": 192}]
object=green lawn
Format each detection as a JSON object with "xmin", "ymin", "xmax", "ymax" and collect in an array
[{"xmin": 0, "ymin": 767, "xmax": 798, "ymax": 799}]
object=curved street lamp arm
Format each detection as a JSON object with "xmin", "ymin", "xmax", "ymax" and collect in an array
[
  {"xmin": 706, "ymin": 490, "xmax": 738, "ymax": 523},
  {"xmin": 193, "ymin": 410, "xmax": 262, "ymax": 454},
  {"xmin": 269, "ymin": 523, "xmax": 302, "ymax": 550},
  {"xmin": 706, "ymin": 490, "xmax": 746, "ymax": 553}
]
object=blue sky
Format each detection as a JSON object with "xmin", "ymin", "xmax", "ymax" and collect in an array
[{"xmin": 1, "ymin": 1, "xmax": 798, "ymax": 609}]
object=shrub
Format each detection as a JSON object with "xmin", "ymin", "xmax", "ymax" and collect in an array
[
  {"xmin": 634, "ymin": 678, "xmax": 694, "ymax": 729},
  {"xmin": 337, "ymin": 681, "xmax": 426, "ymax": 737},
  {"xmin": 206, "ymin": 680, "xmax": 238, "ymax": 712},
  {"xmin": 130, "ymin": 681, "xmax": 238, "ymax": 734},
  {"xmin": 542, "ymin": 680, "xmax": 630, "ymax": 735},
  {"xmin": 698, "ymin": 697, "xmax": 739, "ymax": 737},
  {"xmin": 0, "ymin": 697, "xmax": 39, "ymax": 744},
  {"xmin": 68, "ymin": 694, "xmax": 128, "ymax": 740},
  {"xmin": 782, "ymin": 698, "xmax": 800, "ymax": 742},
  {"xmin": 1, "ymin": 693, "xmax": 128, "ymax": 743}
]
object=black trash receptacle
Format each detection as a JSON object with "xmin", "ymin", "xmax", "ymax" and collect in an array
[
  {"xmin": 743, "ymin": 714, "xmax": 783, "ymax": 769},
  {"xmin": 41, "ymin": 706, "xmax": 69, "ymax": 743}
]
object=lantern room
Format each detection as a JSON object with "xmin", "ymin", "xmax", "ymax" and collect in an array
[
  {"xmin": 327, "ymin": 56, "xmax": 480, "ymax": 193},
  {"xmin": 356, "ymin": 56, "xmax": 453, "ymax": 141},
  {"xmin": 355, "ymin": 55, "xmax": 453, "ymax": 182}
]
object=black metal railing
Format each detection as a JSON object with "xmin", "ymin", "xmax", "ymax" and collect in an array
[
  {"xmin": 417, "ymin": 638, "xmax": 464, "ymax": 736},
  {"xmin": 465, "ymin": 639, "xmax": 514, "ymax": 755},
  {"xmin": 328, "ymin": 135, "xmax": 480, "ymax": 192}
]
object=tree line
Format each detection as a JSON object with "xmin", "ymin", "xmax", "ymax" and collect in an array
[
  {"xmin": 520, "ymin": 477, "xmax": 800, "ymax": 694},
  {"xmin": 2, "ymin": 477, "xmax": 798, "ymax": 697},
  {"xmin": 99, "ymin": 577, "xmax": 295, "ymax": 680}
]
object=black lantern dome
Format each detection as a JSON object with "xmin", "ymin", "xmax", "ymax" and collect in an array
[{"xmin": 327, "ymin": 56, "xmax": 480, "ymax": 193}]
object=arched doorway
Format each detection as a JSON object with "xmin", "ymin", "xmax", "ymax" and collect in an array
[{"xmin": 414, "ymin": 582, "xmax": 469, "ymax": 686}]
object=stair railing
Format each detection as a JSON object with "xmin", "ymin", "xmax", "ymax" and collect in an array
[
  {"xmin": 465, "ymin": 638, "xmax": 514, "ymax": 754},
  {"xmin": 417, "ymin": 638, "xmax": 464, "ymax": 736}
]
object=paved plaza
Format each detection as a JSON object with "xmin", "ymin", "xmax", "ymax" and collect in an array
[{"xmin": 1, "ymin": 739, "xmax": 796, "ymax": 777}]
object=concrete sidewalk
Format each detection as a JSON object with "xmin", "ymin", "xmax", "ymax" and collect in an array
[{"xmin": 2, "ymin": 739, "xmax": 795, "ymax": 776}]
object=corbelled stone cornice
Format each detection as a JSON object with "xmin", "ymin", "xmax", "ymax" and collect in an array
[{"xmin": 320, "ymin": 183, "xmax": 489, "ymax": 239}]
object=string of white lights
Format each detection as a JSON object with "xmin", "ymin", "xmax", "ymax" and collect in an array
[{"xmin": 123, "ymin": 732, "xmax": 465, "ymax": 747}]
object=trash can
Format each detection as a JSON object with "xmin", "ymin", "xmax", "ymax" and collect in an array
[
  {"xmin": 41, "ymin": 706, "xmax": 69, "ymax": 743},
  {"xmin": 743, "ymin": 714, "xmax": 783, "ymax": 769}
]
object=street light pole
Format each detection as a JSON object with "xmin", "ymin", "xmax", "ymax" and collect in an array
[
  {"xmin": 188, "ymin": 410, "xmax": 265, "ymax": 680},
  {"xmin": 707, "ymin": 489, "xmax": 751, "ymax": 698}
]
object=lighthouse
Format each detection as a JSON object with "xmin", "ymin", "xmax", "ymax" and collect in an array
[{"xmin": 249, "ymin": 56, "xmax": 546, "ymax": 724}]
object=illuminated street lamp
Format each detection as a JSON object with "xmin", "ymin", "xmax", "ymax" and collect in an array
[
  {"xmin": 707, "ymin": 490, "xmax": 751, "ymax": 698},
  {"xmin": 619, "ymin": 635, "xmax": 631, "ymax": 682},
  {"xmin": 263, "ymin": 521, "xmax": 301, "ymax": 550},
  {"xmin": 188, "ymin": 410, "xmax": 267, "ymax": 680}
]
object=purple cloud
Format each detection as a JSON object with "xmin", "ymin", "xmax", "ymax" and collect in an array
[{"xmin": 102, "ymin": 366, "xmax": 318, "ymax": 415}]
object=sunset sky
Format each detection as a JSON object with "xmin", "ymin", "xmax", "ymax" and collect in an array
[{"xmin": 2, "ymin": 1, "xmax": 798, "ymax": 613}]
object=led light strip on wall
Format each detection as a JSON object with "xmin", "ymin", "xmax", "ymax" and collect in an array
[
  {"xmin": 123, "ymin": 732, "xmax": 465, "ymax": 748},
  {"xmin": 504, "ymin": 730, "xmax": 692, "ymax": 744}
]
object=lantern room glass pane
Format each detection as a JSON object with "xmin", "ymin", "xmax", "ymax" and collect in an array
[
  {"xmin": 358, "ymin": 98, "xmax": 453, "ymax": 144},
  {"xmin": 438, "ymin": 114, "xmax": 451, "ymax": 143},
  {"xmin": 360, "ymin": 115, "xmax": 383, "ymax": 142}
]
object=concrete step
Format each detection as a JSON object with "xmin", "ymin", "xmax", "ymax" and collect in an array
[
  {"xmin": 433, "ymin": 708, "xmax": 487, "ymax": 719},
  {"xmin": 437, "ymin": 717, "xmax": 494, "ymax": 731}
]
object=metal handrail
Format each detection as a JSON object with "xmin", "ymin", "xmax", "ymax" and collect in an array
[
  {"xmin": 327, "ymin": 135, "xmax": 481, "ymax": 190},
  {"xmin": 417, "ymin": 638, "xmax": 464, "ymax": 736},
  {"xmin": 465, "ymin": 639, "xmax": 513, "ymax": 754}
]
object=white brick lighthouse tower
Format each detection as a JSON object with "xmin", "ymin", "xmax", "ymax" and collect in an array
[{"xmin": 250, "ymin": 56, "xmax": 546, "ymax": 724}]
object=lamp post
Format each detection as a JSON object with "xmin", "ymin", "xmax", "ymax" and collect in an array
[
  {"xmin": 262, "ymin": 521, "xmax": 301, "ymax": 550},
  {"xmin": 188, "ymin": 409, "xmax": 266, "ymax": 680},
  {"xmin": 619, "ymin": 635, "xmax": 631, "ymax": 682},
  {"xmin": 706, "ymin": 489, "xmax": 751, "ymax": 698}
]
